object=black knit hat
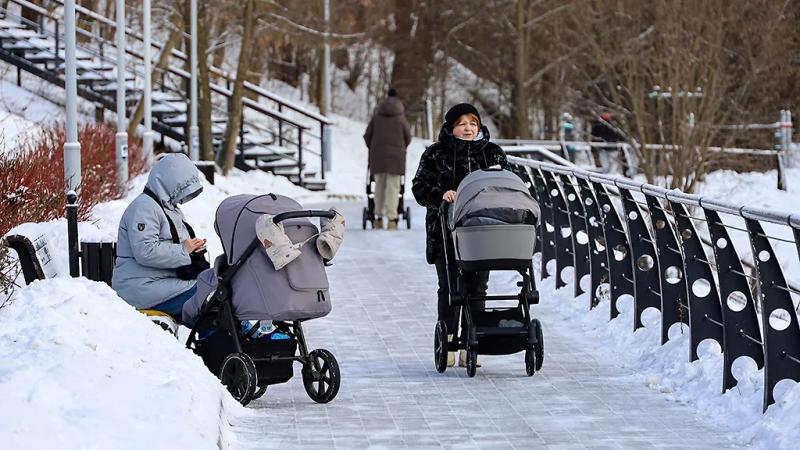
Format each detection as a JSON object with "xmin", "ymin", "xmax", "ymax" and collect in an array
[
  {"xmin": 445, "ymin": 103, "xmax": 481, "ymax": 129},
  {"xmin": 387, "ymin": 87, "xmax": 397, "ymax": 97}
]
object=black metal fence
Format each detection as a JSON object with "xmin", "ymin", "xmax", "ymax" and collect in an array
[{"xmin": 509, "ymin": 156, "xmax": 800, "ymax": 413}]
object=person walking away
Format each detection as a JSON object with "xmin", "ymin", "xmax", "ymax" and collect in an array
[
  {"xmin": 412, "ymin": 102, "xmax": 510, "ymax": 367},
  {"xmin": 559, "ymin": 112, "xmax": 577, "ymax": 163},
  {"xmin": 363, "ymin": 88, "xmax": 412, "ymax": 230},
  {"xmin": 590, "ymin": 112, "xmax": 626, "ymax": 174}
]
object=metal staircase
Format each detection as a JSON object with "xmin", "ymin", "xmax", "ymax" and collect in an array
[{"xmin": 0, "ymin": 0, "xmax": 331, "ymax": 191}]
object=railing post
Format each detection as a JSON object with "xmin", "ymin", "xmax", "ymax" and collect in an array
[
  {"xmin": 577, "ymin": 178, "xmax": 609, "ymax": 309},
  {"xmin": 238, "ymin": 110, "xmax": 244, "ymax": 156},
  {"xmin": 618, "ymin": 188, "xmax": 662, "ymax": 333},
  {"xmin": 668, "ymin": 201, "xmax": 724, "ymax": 362},
  {"xmin": 745, "ymin": 218, "xmax": 800, "ymax": 412},
  {"xmin": 320, "ymin": 122, "xmax": 326, "ymax": 180},
  {"xmin": 297, "ymin": 127, "xmax": 304, "ymax": 187},
  {"xmin": 278, "ymin": 103, "xmax": 284, "ymax": 146},
  {"xmin": 55, "ymin": 21, "xmax": 60, "ymax": 60},
  {"xmin": 591, "ymin": 181, "xmax": 634, "ymax": 320},
  {"xmin": 544, "ymin": 171, "xmax": 573, "ymax": 289},
  {"xmin": 558, "ymin": 173, "xmax": 589, "ymax": 299},
  {"xmin": 66, "ymin": 191, "xmax": 80, "ymax": 278},
  {"xmin": 645, "ymin": 194, "xmax": 689, "ymax": 343},
  {"xmin": 705, "ymin": 209, "xmax": 764, "ymax": 393}
]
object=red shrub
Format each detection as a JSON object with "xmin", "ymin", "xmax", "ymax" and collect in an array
[{"xmin": 0, "ymin": 122, "xmax": 147, "ymax": 236}]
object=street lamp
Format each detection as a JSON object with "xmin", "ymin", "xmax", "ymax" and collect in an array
[
  {"xmin": 115, "ymin": 0, "xmax": 128, "ymax": 191},
  {"xmin": 143, "ymin": 0, "xmax": 153, "ymax": 165},
  {"xmin": 189, "ymin": 0, "xmax": 199, "ymax": 161},
  {"xmin": 64, "ymin": 0, "xmax": 81, "ymax": 277}
]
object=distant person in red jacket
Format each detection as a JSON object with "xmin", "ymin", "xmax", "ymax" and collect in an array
[{"xmin": 363, "ymin": 88, "xmax": 412, "ymax": 230}]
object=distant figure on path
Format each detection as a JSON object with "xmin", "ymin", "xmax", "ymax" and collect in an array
[{"xmin": 363, "ymin": 88, "xmax": 412, "ymax": 230}]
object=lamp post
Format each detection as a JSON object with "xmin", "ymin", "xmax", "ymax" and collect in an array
[
  {"xmin": 189, "ymin": 0, "xmax": 199, "ymax": 160},
  {"xmin": 143, "ymin": 0, "xmax": 153, "ymax": 165},
  {"xmin": 64, "ymin": 0, "xmax": 81, "ymax": 277},
  {"xmin": 321, "ymin": 0, "xmax": 331, "ymax": 171},
  {"xmin": 115, "ymin": 0, "xmax": 128, "ymax": 191}
]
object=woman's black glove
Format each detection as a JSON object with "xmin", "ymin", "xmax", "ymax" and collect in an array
[{"xmin": 176, "ymin": 250, "xmax": 211, "ymax": 280}]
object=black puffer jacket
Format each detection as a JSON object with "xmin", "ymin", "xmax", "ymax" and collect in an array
[{"xmin": 412, "ymin": 124, "xmax": 510, "ymax": 264}]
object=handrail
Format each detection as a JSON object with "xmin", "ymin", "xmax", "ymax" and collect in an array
[{"xmin": 509, "ymin": 156, "xmax": 800, "ymax": 228}]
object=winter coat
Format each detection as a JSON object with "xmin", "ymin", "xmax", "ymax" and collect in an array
[
  {"xmin": 112, "ymin": 153, "xmax": 204, "ymax": 309},
  {"xmin": 363, "ymin": 97, "xmax": 412, "ymax": 175},
  {"xmin": 412, "ymin": 124, "xmax": 510, "ymax": 264},
  {"xmin": 590, "ymin": 120, "xmax": 624, "ymax": 149}
]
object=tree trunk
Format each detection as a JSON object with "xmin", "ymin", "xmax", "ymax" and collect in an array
[
  {"xmin": 219, "ymin": 0, "xmax": 256, "ymax": 175},
  {"xmin": 388, "ymin": 0, "xmax": 434, "ymax": 124},
  {"xmin": 511, "ymin": 0, "xmax": 530, "ymax": 139},
  {"xmin": 197, "ymin": 0, "xmax": 215, "ymax": 161},
  {"xmin": 127, "ymin": 28, "xmax": 182, "ymax": 138}
]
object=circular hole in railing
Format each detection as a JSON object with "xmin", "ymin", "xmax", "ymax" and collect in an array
[
  {"xmin": 731, "ymin": 356, "xmax": 758, "ymax": 382},
  {"xmin": 692, "ymin": 278, "xmax": 712, "ymax": 298},
  {"xmin": 545, "ymin": 259, "xmax": 557, "ymax": 276},
  {"xmin": 628, "ymin": 211, "xmax": 639, "ymax": 221},
  {"xmin": 772, "ymin": 379, "xmax": 799, "ymax": 404},
  {"xmin": 758, "ymin": 250, "xmax": 771, "ymax": 262},
  {"xmin": 681, "ymin": 229, "xmax": 693, "ymax": 241},
  {"xmin": 726, "ymin": 291, "xmax": 748, "ymax": 312},
  {"xmin": 696, "ymin": 338, "xmax": 722, "ymax": 359},
  {"xmin": 584, "ymin": 197, "xmax": 594, "ymax": 207},
  {"xmin": 560, "ymin": 266, "xmax": 575, "ymax": 285},
  {"xmin": 655, "ymin": 219, "xmax": 666, "ymax": 230},
  {"xmin": 716, "ymin": 238, "xmax": 728, "ymax": 249},
  {"xmin": 613, "ymin": 244, "xmax": 628, "ymax": 261},
  {"xmin": 768, "ymin": 308, "xmax": 791, "ymax": 331},
  {"xmin": 550, "ymin": 188, "xmax": 559, "ymax": 198},
  {"xmin": 602, "ymin": 204, "xmax": 611, "ymax": 213},
  {"xmin": 595, "ymin": 282, "xmax": 610, "ymax": 302},
  {"xmin": 636, "ymin": 254, "xmax": 655, "ymax": 271},
  {"xmin": 588, "ymin": 216, "xmax": 600, "ymax": 228},
  {"xmin": 579, "ymin": 274, "xmax": 591, "ymax": 292},
  {"xmin": 641, "ymin": 307, "xmax": 661, "ymax": 328},
  {"xmin": 568, "ymin": 193, "xmax": 576, "ymax": 202},
  {"xmin": 576, "ymin": 230, "xmax": 589, "ymax": 245},
  {"xmin": 664, "ymin": 266, "xmax": 683, "ymax": 284},
  {"xmin": 616, "ymin": 294, "xmax": 634, "ymax": 316},
  {"xmin": 545, "ymin": 222, "xmax": 555, "ymax": 232},
  {"xmin": 593, "ymin": 237, "xmax": 607, "ymax": 251},
  {"xmin": 561, "ymin": 227, "xmax": 572, "ymax": 238},
  {"xmin": 667, "ymin": 322, "xmax": 688, "ymax": 340}
]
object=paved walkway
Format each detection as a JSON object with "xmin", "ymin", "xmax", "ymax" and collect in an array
[{"xmin": 232, "ymin": 203, "xmax": 739, "ymax": 449}]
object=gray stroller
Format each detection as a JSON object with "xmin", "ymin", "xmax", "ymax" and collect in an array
[
  {"xmin": 435, "ymin": 168, "xmax": 544, "ymax": 377},
  {"xmin": 185, "ymin": 193, "xmax": 340, "ymax": 405}
]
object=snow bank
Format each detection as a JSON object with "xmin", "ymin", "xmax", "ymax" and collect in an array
[{"xmin": 0, "ymin": 277, "xmax": 244, "ymax": 449}]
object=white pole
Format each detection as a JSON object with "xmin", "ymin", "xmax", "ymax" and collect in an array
[
  {"xmin": 321, "ymin": 0, "xmax": 331, "ymax": 171},
  {"xmin": 143, "ymin": 0, "xmax": 153, "ymax": 166},
  {"xmin": 425, "ymin": 97, "xmax": 434, "ymax": 142},
  {"xmin": 189, "ymin": 0, "xmax": 199, "ymax": 161},
  {"xmin": 64, "ymin": 0, "xmax": 81, "ymax": 193},
  {"xmin": 115, "ymin": 0, "xmax": 128, "ymax": 192}
]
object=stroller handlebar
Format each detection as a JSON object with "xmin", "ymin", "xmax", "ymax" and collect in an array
[{"xmin": 273, "ymin": 210, "xmax": 337, "ymax": 224}]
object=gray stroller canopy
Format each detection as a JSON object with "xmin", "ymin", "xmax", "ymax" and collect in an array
[
  {"xmin": 215, "ymin": 193, "xmax": 307, "ymax": 265},
  {"xmin": 451, "ymin": 169, "xmax": 540, "ymax": 228}
]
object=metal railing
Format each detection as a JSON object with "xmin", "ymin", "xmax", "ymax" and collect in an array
[{"xmin": 508, "ymin": 156, "xmax": 800, "ymax": 413}]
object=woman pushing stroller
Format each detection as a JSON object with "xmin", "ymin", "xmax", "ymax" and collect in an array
[{"xmin": 412, "ymin": 103, "xmax": 510, "ymax": 367}]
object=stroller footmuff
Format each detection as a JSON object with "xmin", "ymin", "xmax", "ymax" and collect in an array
[
  {"xmin": 434, "ymin": 168, "xmax": 544, "ymax": 377},
  {"xmin": 185, "ymin": 193, "xmax": 341, "ymax": 405}
]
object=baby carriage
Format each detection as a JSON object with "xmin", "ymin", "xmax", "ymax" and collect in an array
[
  {"xmin": 435, "ymin": 168, "xmax": 544, "ymax": 377},
  {"xmin": 361, "ymin": 169, "xmax": 412, "ymax": 229},
  {"xmin": 185, "ymin": 193, "xmax": 341, "ymax": 406}
]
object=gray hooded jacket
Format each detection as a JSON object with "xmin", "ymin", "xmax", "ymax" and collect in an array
[{"xmin": 112, "ymin": 153, "xmax": 203, "ymax": 309}]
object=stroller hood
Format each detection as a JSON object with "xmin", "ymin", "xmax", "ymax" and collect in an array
[
  {"xmin": 215, "ymin": 193, "xmax": 307, "ymax": 265},
  {"xmin": 451, "ymin": 169, "xmax": 539, "ymax": 228}
]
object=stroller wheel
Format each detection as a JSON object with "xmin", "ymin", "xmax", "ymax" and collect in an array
[
  {"xmin": 434, "ymin": 320, "xmax": 449, "ymax": 373},
  {"xmin": 220, "ymin": 353, "xmax": 258, "ymax": 406},
  {"xmin": 362, "ymin": 207, "xmax": 369, "ymax": 230},
  {"xmin": 302, "ymin": 349, "xmax": 340, "ymax": 403},
  {"xmin": 465, "ymin": 349, "xmax": 478, "ymax": 378},
  {"xmin": 531, "ymin": 318, "xmax": 544, "ymax": 371},
  {"xmin": 252, "ymin": 385, "xmax": 268, "ymax": 401},
  {"xmin": 524, "ymin": 347, "xmax": 536, "ymax": 376},
  {"xmin": 405, "ymin": 207, "xmax": 412, "ymax": 229}
]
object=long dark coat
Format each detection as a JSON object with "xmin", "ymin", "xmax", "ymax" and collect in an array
[{"xmin": 363, "ymin": 97, "xmax": 412, "ymax": 175}]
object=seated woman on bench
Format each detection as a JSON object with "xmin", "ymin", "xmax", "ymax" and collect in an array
[{"xmin": 111, "ymin": 153, "xmax": 208, "ymax": 323}]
